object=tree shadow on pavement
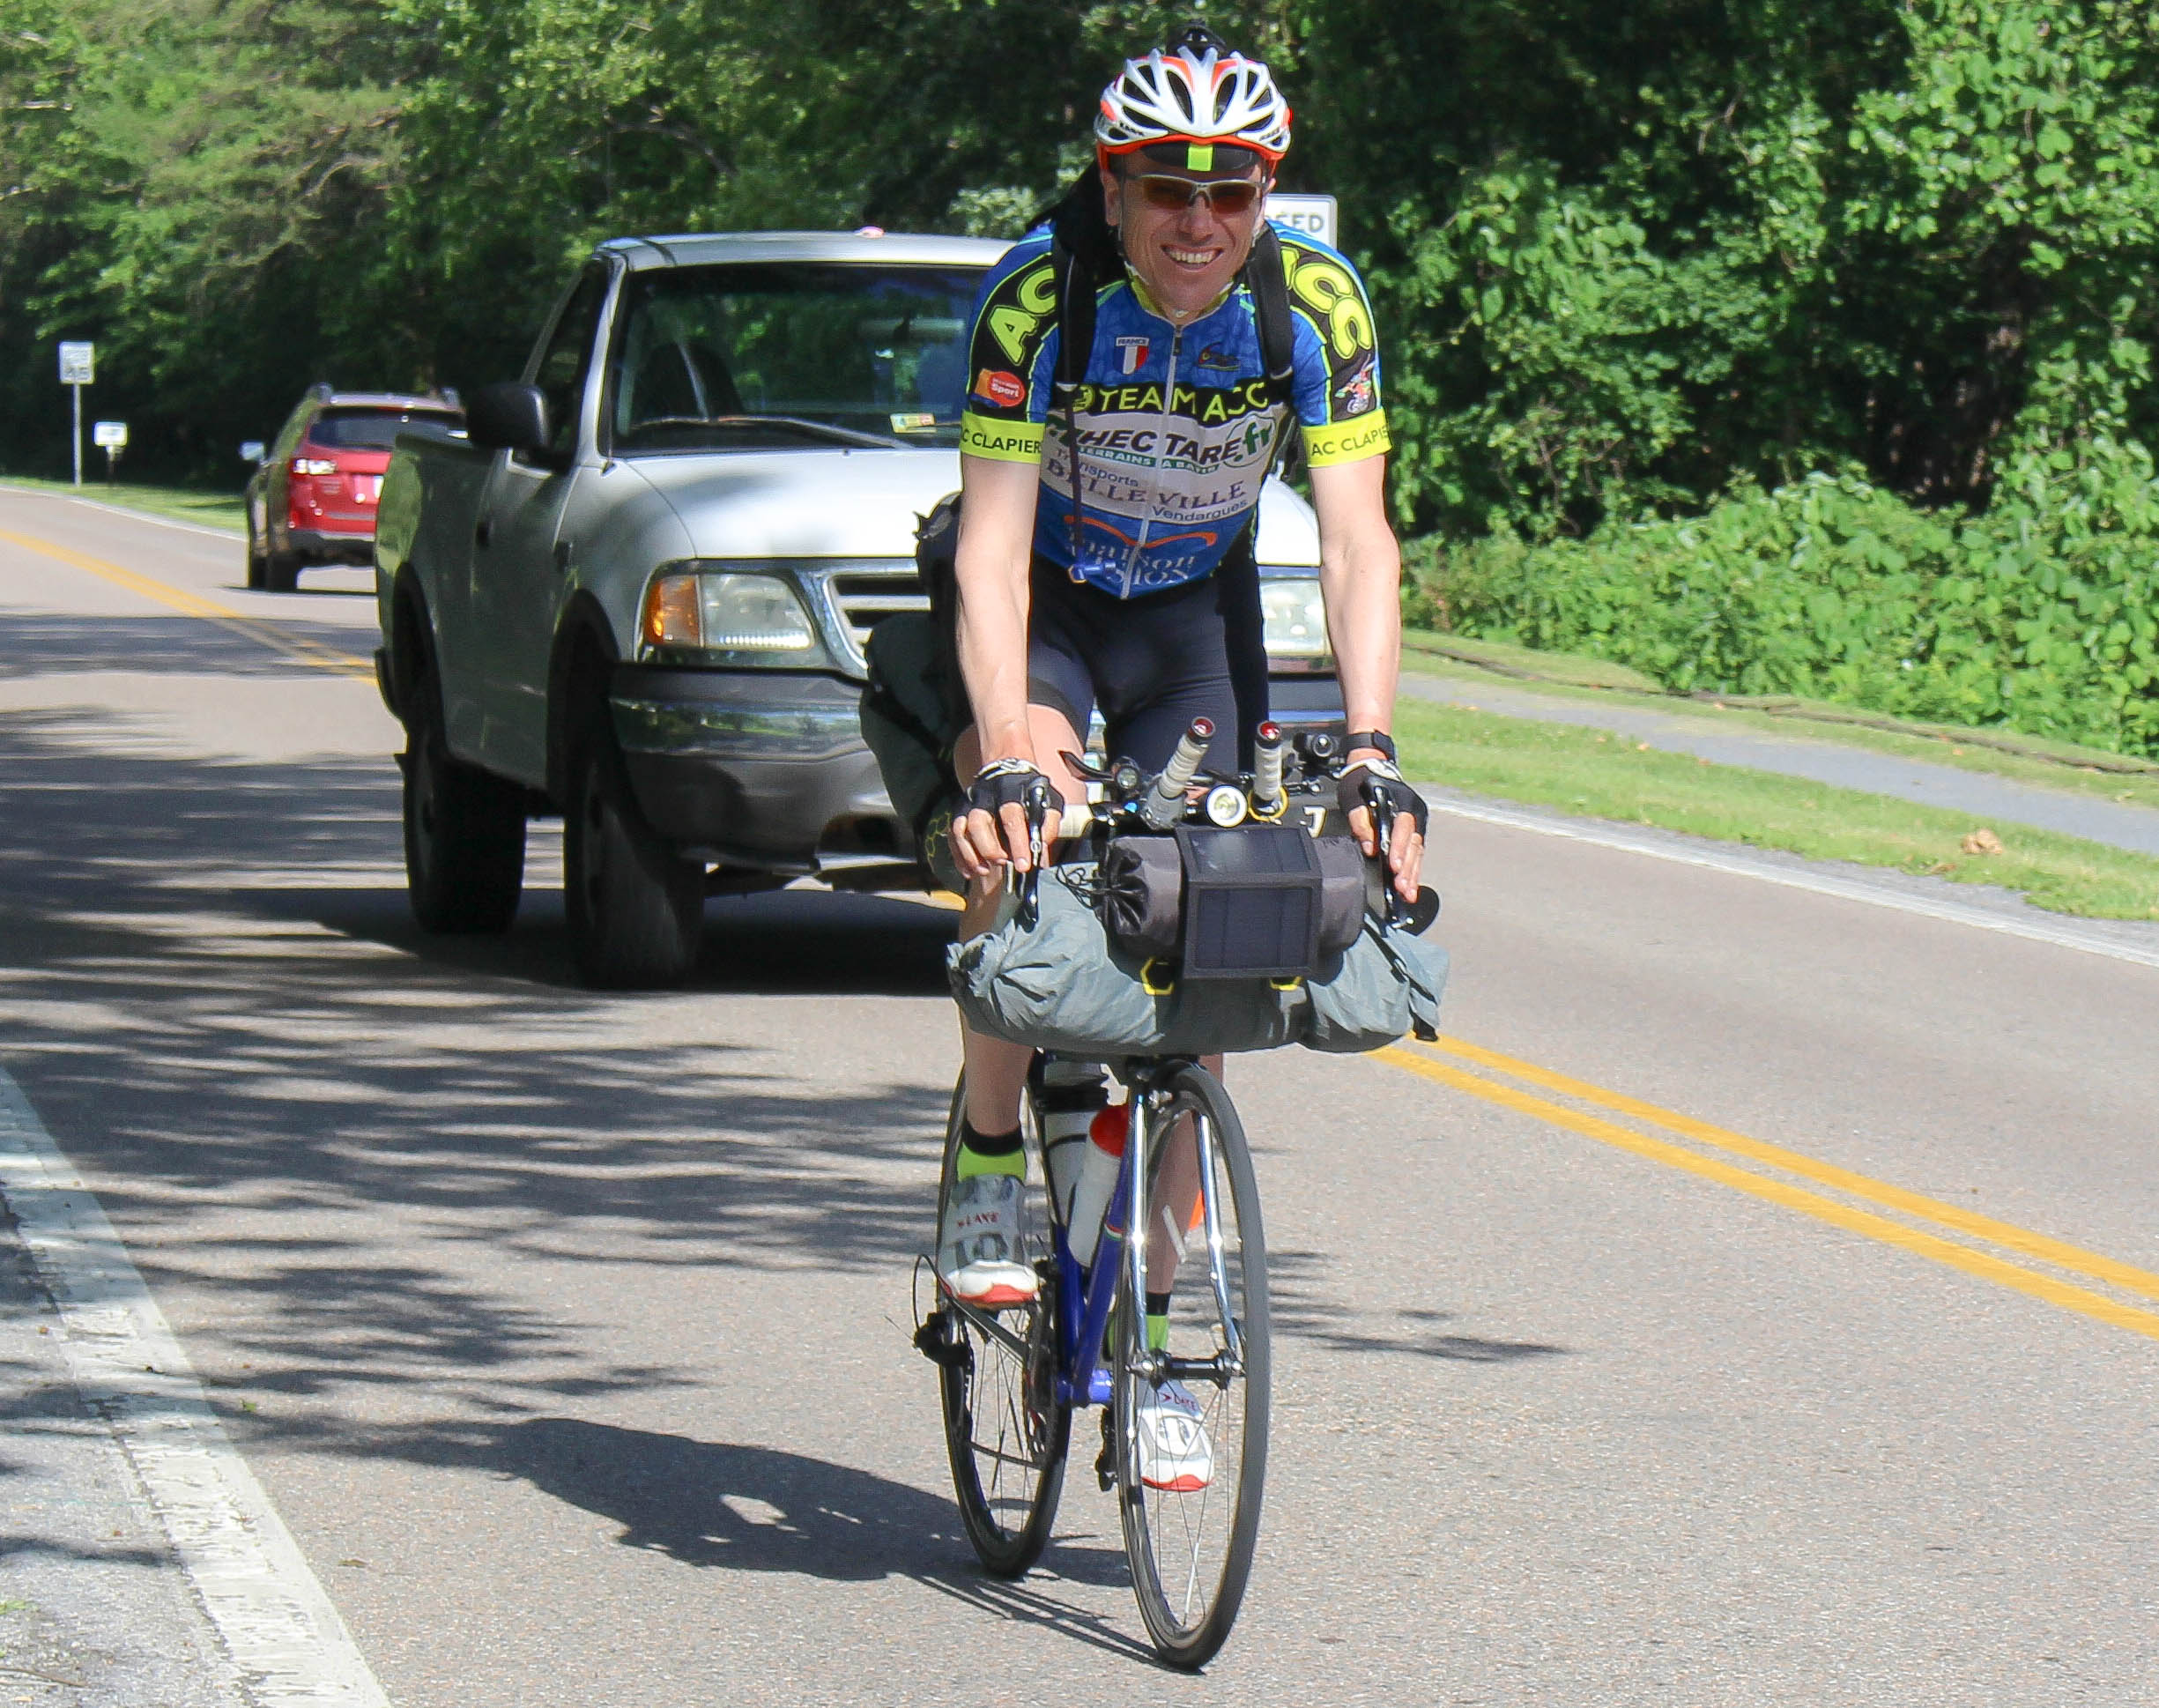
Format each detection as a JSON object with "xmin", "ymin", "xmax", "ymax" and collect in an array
[{"xmin": 0, "ymin": 716, "xmax": 962, "ymax": 1414}]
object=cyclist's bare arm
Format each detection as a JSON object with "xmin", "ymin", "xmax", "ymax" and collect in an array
[
  {"xmin": 953, "ymin": 452, "xmax": 1066, "ymax": 878},
  {"xmin": 1311, "ymin": 453, "xmax": 1425, "ymax": 899}
]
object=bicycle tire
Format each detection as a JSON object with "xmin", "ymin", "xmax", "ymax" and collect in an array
[
  {"xmin": 1113, "ymin": 1060, "xmax": 1270, "ymax": 1669},
  {"xmin": 932, "ymin": 1075, "xmax": 1071, "ymax": 1577}
]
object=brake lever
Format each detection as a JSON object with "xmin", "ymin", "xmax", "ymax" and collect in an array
[
  {"xmin": 1018, "ymin": 776, "xmax": 1050, "ymax": 929},
  {"xmin": 1363, "ymin": 776, "xmax": 1401, "ymax": 926}
]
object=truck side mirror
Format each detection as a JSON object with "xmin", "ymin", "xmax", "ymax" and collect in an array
[
  {"xmin": 240, "ymin": 441, "xmax": 266, "ymax": 464},
  {"xmin": 466, "ymin": 382, "xmax": 552, "ymax": 456}
]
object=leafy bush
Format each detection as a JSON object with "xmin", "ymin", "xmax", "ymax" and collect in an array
[{"xmin": 1414, "ymin": 442, "xmax": 2159, "ymax": 755}]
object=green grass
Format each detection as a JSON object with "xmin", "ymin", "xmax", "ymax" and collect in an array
[
  {"xmin": 0, "ymin": 473, "xmax": 246, "ymax": 533},
  {"xmin": 1402, "ymin": 631, "xmax": 2159, "ymax": 812},
  {"xmin": 1404, "ymin": 628, "xmax": 1666, "ymax": 693},
  {"xmin": 1395, "ymin": 696, "xmax": 2159, "ymax": 922}
]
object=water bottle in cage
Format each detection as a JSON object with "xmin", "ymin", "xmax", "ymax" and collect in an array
[{"xmin": 1037, "ymin": 1058, "xmax": 1108, "ymax": 1226}]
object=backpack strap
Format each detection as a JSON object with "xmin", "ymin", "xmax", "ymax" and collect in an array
[
  {"xmin": 1217, "ymin": 221, "xmax": 1300, "ymax": 766},
  {"xmin": 1049, "ymin": 232, "xmax": 1097, "ymax": 566},
  {"xmin": 1243, "ymin": 222, "xmax": 1297, "ymax": 412}
]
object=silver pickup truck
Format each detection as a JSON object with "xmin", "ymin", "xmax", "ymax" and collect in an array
[{"xmin": 374, "ymin": 230, "xmax": 1346, "ymax": 986}]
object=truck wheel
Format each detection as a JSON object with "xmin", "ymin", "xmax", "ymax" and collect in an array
[
  {"xmin": 564, "ymin": 720, "xmax": 703, "ymax": 988},
  {"xmin": 402, "ymin": 667, "xmax": 526, "ymax": 934},
  {"xmin": 245, "ymin": 522, "xmax": 268, "ymax": 590}
]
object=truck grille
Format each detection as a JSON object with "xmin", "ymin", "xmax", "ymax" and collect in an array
[{"xmin": 819, "ymin": 561, "xmax": 927, "ymax": 667}]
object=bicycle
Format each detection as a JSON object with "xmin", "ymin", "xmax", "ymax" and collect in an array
[{"xmin": 917, "ymin": 721, "xmax": 1421, "ymax": 1667}]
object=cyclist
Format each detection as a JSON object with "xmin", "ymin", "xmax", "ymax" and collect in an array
[{"xmin": 935, "ymin": 26, "xmax": 1428, "ymax": 1485}]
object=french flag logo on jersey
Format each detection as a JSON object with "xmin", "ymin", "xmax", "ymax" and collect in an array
[{"xmin": 1116, "ymin": 336, "xmax": 1150, "ymax": 375}]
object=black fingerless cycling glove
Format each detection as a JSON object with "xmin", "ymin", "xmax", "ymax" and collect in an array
[
  {"xmin": 967, "ymin": 758, "xmax": 1065, "ymax": 821},
  {"xmin": 1338, "ymin": 757, "xmax": 1429, "ymax": 837}
]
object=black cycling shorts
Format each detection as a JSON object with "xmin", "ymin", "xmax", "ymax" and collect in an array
[{"xmin": 1025, "ymin": 556, "xmax": 1240, "ymax": 775}]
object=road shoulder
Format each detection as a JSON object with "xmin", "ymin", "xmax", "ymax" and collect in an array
[{"xmin": 0, "ymin": 1066, "xmax": 387, "ymax": 1707}]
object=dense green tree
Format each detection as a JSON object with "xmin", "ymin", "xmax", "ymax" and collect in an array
[{"xmin": 6, "ymin": 0, "xmax": 2158, "ymax": 553}]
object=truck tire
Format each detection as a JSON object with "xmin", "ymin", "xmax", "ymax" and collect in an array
[
  {"xmin": 564, "ymin": 712, "xmax": 703, "ymax": 988},
  {"xmin": 245, "ymin": 521, "xmax": 268, "ymax": 590},
  {"xmin": 402, "ymin": 661, "xmax": 526, "ymax": 934}
]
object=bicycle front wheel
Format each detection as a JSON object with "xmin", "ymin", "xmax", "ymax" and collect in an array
[
  {"xmin": 1113, "ymin": 1061, "xmax": 1270, "ymax": 1669},
  {"xmin": 931, "ymin": 1076, "xmax": 1069, "ymax": 1577}
]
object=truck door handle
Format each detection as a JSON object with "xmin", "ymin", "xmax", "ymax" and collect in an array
[{"xmin": 475, "ymin": 516, "xmax": 493, "ymax": 549}]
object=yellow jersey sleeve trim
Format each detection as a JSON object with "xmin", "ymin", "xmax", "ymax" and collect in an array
[
  {"xmin": 959, "ymin": 413, "xmax": 1045, "ymax": 463},
  {"xmin": 1303, "ymin": 411, "xmax": 1391, "ymax": 468}
]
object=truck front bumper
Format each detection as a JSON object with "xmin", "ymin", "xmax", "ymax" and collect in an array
[
  {"xmin": 609, "ymin": 666, "xmax": 907, "ymax": 874},
  {"xmin": 608, "ymin": 665, "xmax": 1347, "ymax": 878}
]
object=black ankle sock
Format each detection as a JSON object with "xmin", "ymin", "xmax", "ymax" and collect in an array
[
  {"xmin": 960, "ymin": 1120, "xmax": 1023, "ymax": 1157},
  {"xmin": 1146, "ymin": 1290, "xmax": 1172, "ymax": 1317}
]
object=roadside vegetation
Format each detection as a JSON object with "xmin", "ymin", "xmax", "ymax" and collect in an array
[
  {"xmin": 4, "ymin": 2, "xmax": 2155, "ymax": 761},
  {"xmin": 0, "ymin": 476, "xmax": 243, "ymax": 533},
  {"xmin": 1401, "ymin": 635, "xmax": 2159, "ymax": 815},
  {"xmin": 1394, "ymin": 697, "xmax": 2159, "ymax": 924}
]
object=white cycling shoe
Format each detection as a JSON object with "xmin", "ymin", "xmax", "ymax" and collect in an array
[
  {"xmin": 1134, "ymin": 1378, "xmax": 1213, "ymax": 1492},
  {"xmin": 938, "ymin": 1172, "xmax": 1038, "ymax": 1309}
]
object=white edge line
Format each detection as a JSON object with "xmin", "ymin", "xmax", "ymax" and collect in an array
[
  {"xmin": 1421, "ymin": 791, "xmax": 2159, "ymax": 973},
  {"xmin": 0, "ymin": 1066, "xmax": 391, "ymax": 1706},
  {"xmin": 0, "ymin": 480, "xmax": 246, "ymax": 540}
]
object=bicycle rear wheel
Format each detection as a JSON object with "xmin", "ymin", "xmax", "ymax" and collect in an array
[
  {"xmin": 1113, "ymin": 1061, "xmax": 1270, "ymax": 1668},
  {"xmin": 930, "ymin": 1076, "xmax": 1070, "ymax": 1576}
]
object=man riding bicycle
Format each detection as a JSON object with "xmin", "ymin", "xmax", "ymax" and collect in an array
[{"xmin": 935, "ymin": 26, "xmax": 1428, "ymax": 1486}]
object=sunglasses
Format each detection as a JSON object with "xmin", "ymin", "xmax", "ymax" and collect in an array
[{"xmin": 1129, "ymin": 174, "xmax": 1266, "ymax": 216}]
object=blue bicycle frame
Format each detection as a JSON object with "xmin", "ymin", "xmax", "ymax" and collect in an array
[{"xmin": 1048, "ymin": 1066, "xmax": 1246, "ymax": 1411}]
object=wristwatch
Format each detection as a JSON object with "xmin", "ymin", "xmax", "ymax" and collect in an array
[{"xmin": 1343, "ymin": 730, "xmax": 1397, "ymax": 762}]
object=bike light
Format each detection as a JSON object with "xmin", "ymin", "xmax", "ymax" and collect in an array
[
  {"xmin": 1259, "ymin": 576, "xmax": 1330, "ymax": 670},
  {"xmin": 640, "ymin": 569, "xmax": 823, "ymax": 663},
  {"xmin": 290, "ymin": 457, "xmax": 338, "ymax": 476}
]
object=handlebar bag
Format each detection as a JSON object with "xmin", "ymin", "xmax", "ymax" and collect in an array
[
  {"xmin": 949, "ymin": 861, "xmax": 1446, "ymax": 1058},
  {"xmin": 1102, "ymin": 828, "xmax": 1371, "ymax": 969}
]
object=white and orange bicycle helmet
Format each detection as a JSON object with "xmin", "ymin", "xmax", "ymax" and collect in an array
[{"xmin": 1094, "ymin": 26, "xmax": 1293, "ymax": 170}]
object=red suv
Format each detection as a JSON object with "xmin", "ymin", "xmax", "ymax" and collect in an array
[{"xmin": 245, "ymin": 387, "xmax": 463, "ymax": 590}]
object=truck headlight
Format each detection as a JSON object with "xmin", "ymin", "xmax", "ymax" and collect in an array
[
  {"xmin": 1260, "ymin": 576, "xmax": 1331, "ymax": 672},
  {"xmin": 640, "ymin": 570, "xmax": 827, "ymax": 665}
]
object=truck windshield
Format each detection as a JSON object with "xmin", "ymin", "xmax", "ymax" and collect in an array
[{"xmin": 606, "ymin": 262, "xmax": 987, "ymax": 453}]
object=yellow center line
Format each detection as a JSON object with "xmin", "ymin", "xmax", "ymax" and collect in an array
[
  {"xmin": 0, "ymin": 527, "xmax": 376, "ymax": 680},
  {"xmin": 1410, "ymin": 1032, "xmax": 2159, "ymax": 1304},
  {"xmin": 1375, "ymin": 1045, "xmax": 2159, "ymax": 1343}
]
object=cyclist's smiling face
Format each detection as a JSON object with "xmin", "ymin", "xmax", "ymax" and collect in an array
[{"xmin": 1103, "ymin": 160, "xmax": 1271, "ymax": 323}]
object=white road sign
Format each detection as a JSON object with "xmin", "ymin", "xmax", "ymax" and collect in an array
[
  {"xmin": 93, "ymin": 420, "xmax": 128, "ymax": 449},
  {"xmin": 58, "ymin": 341, "xmax": 94, "ymax": 385},
  {"xmin": 1265, "ymin": 193, "xmax": 1338, "ymax": 251}
]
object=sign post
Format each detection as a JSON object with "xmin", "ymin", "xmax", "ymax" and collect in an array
[
  {"xmin": 57, "ymin": 341, "xmax": 94, "ymax": 487},
  {"xmin": 92, "ymin": 420, "xmax": 128, "ymax": 484},
  {"xmin": 1263, "ymin": 192, "xmax": 1339, "ymax": 251}
]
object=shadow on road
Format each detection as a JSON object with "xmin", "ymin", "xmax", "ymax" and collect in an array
[
  {"xmin": 237, "ymin": 881, "xmax": 956, "ymax": 999},
  {"xmin": 338, "ymin": 1415, "xmax": 1156, "ymax": 1663},
  {"xmin": 1268, "ymin": 1249, "xmax": 1572, "ymax": 1361},
  {"xmin": 0, "ymin": 716, "xmax": 962, "ymax": 1407}
]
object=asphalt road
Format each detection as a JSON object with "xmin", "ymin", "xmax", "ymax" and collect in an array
[{"xmin": 1, "ymin": 485, "xmax": 2155, "ymax": 1705}]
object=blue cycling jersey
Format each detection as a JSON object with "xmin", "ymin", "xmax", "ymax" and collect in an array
[{"xmin": 958, "ymin": 223, "xmax": 1389, "ymax": 597}]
